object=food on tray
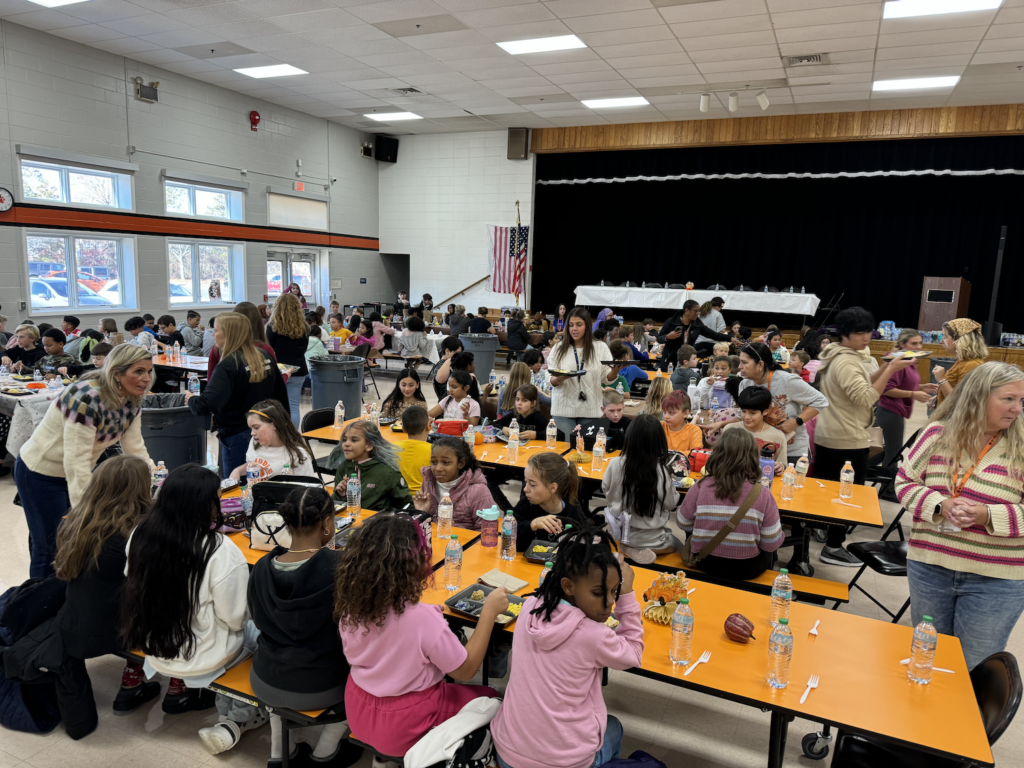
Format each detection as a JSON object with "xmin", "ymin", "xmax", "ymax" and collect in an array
[
  {"xmin": 25, "ymin": 382, "xmax": 46, "ymax": 390},
  {"xmin": 470, "ymin": 589, "xmax": 485, "ymax": 601},
  {"xmin": 883, "ymin": 349, "xmax": 932, "ymax": 360},
  {"xmin": 454, "ymin": 600, "xmax": 476, "ymax": 613},
  {"xmin": 531, "ymin": 545, "xmax": 553, "ymax": 554},
  {"xmin": 495, "ymin": 614, "xmax": 514, "ymax": 624},
  {"xmin": 11, "ymin": 374, "xmax": 33, "ymax": 381},
  {"xmin": 605, "ymin": 616, "xmax": 620, "ymax": 629},
  {"xmin": 507, "ymin": 602, "xmax": 522, "ymax": 616},
  {"xmin": 1, "ymin": 387, "xmax": 31, "ymax": 394}
]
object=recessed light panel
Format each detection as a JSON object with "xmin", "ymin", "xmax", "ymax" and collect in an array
[
  {"xmin": 233, "ymin": 65, "xmax": 309, "ymax": 79},
  {"xmin": 364, "ymin": 112, "xmax": 422, "ymax": 121},
  {"xmin": 873, "ymin": 76, "xmax": 960, "ymax": 90},
  {"xmin": 581, "ymin": 97, "xmax": 650, "ymax": 108},
  {"xmin": 883, "ymin": 0, "xmax": 1001, "ymax": 18},
  {"xmin": 497, "ymin": 35, "xmax": 587, "ymax": 55}
]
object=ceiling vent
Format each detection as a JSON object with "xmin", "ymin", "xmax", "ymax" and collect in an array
[
  {"xmin": 785, "ymin": 53, "xmax": 830, "ymax": 67},
  {"xmin": 388, "ymin": 87, "xmax": 426, "ymax": 96}
]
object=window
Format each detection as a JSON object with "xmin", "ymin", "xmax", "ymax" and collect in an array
[
  {"xmin": 168, "ymin": 240, "xmax": 243, "ymax": 306},
  {"xmin": 21, "ymin": 160, "xmax": 133, "ymax": 210},
  {"xmin": 26, "ymin": 232, "xmax": 136, "ymax": 311},
  {"xmin": 165, "ymin": 181, "xmax": 244, "ymax": 221}
]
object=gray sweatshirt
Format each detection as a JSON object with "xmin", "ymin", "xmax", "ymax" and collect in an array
[
  {"xmin": 601, "ymin": 456, "xmax": 680, "ymax": 549},
  {"xmin": 738, "ymin": 370, "xmax": 829, "ymax": 460}
]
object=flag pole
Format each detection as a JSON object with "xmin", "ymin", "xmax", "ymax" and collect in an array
[{"xmin": 513, "ymin": 200, "xmax": 521, "ymax": 306}]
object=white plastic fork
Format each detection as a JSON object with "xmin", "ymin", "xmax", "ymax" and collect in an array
[
  {"xmin": 899, "ymin": 659, "xmax": 955, "ymax": 673},
  {"xmin": 799, "ymin": 674, "xmax": 819, "ymax": 704},
  {"xmin": 809, "ymin": 619, "xmax": 820, "ymax": 636},
  {"xmin": 684, "ymin": 650, "xmax": 711, "ymax": 677}
]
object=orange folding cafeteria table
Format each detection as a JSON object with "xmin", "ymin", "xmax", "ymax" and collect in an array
[
  {"xmin": 303, "ymin": 416, "xmax": 406, "ymax": 447},
  {"xmin": 472, "ymin": 440, "xmax": 570, "ymax": 470}
]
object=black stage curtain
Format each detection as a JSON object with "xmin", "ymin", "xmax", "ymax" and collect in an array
[{"xmin": 531, "ymin": 135, "xmax": 1024, "ymax": 330}]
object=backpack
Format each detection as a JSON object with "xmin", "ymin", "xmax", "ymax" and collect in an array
[
  {"xmin": 246, "ymin": 476, "xmax": 323, "ymax": 551},
  {"xmin": 601, "ymin": 751, "xmax": 668, "ymax": 768}
]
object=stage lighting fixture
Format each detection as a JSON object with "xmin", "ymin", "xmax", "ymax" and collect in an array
[
  {"xmin": 756, "ymin": 90, "xmax": 769, "ymax": 110},
  {"xmin": 699, "ymin": 93, "xmax": 710, "ymax": 112},
  {"xmin": 728, "ymin": 92, "xmax": 739, "ymax": 112}
]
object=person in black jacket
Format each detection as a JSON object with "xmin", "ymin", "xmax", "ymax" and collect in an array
[
  {"xmin": 657, "ymin": 300, "xmax": 736, "ymax": 372},
  {"xmin": 447, "ymin": 304, "xmax": 471, "ymax": 338},
  {"xmin": 514, "ymin": 453, "xmax": 587, "ymax": 551},
  {"xmin": 1, "ymin": 323, "xmax": 45, "ymax": 372},
  {"xmin": 185, "ymin": 313, "xmax": 288, "ymax": 477},
  {"xmin": 468, "ymin": 307, "xmax": 495, "ymax": 334},
  {"xmin": 265, "ymin": 293, "xmax": 310, "ymax": 428},
  {"xmin": 493, "ymin": 384, "xmax": 547, "ymax": 440},
  {"xmin": 505, "ymin": 309, "xmax": 532, "ymax": 365},
  {"xmin": 247, "ymin": 487, "xmax": 362, "ymax": 768}
]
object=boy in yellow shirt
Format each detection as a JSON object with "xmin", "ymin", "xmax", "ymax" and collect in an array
[
  {"xmin": 394, "ymin": 405, "xmax": 432, "ymax": 493},
  {"xmin": 329, "ymin": 314, "xmax": 353, "ymax": 344}
]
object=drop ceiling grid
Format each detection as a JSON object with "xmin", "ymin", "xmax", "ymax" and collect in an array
[{"xmin": 5, "ymin": 0, "xmax": 1023, "ymax": 131}]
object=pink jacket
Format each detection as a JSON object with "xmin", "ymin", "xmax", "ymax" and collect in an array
[
  {"xmin": 419, "ymin": 467, "xmax": 495, "ymax": 531},
  {"xmin": 371, "ymin": 320, "xmax": 396, "ymax": 351},
  {"xmin": 491, "ymin": 592, "xmax": 644, "ymax": 768}
]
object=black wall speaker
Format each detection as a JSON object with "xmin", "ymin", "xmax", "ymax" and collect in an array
[
  {"xmin": 375, "ymin": 136, "xmax": 399, "ymax": 163},
  {"xmin": 507, "ymin": 128, "xmax": 528, "ymax": 160}
]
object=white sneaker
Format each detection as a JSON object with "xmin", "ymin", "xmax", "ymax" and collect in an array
[
  {"xmin": 371, "ymin": 757, "xmax": 400, "ymax": 768},
  {"xmin": 621, "ymin": 545, "xmax": 657, "ymax": 565},
  {"xmin": 198, "ymin": 710, "xmax": 269, "ymax": 755}
]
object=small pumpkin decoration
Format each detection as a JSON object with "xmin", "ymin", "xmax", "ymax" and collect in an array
[
  {"xmin": 642, "ymin": 598, "xmax": 677, "ymax": 626},
  {"xmin": 724, "ymin": 613, "xmax": 756, "ymax": 643}
]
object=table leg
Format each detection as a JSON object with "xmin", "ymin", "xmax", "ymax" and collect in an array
[{"xmin": 767, "ymin": 710, "xmax": 791, "ymax": 768}]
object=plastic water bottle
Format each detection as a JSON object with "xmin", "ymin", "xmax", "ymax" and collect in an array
[
  {"xmin": 188, "ymin": 373, "xmax": 200, "ymax": 396},
  {"xmin": 33, "ymin": 368, "xmax": 42, "ymax": 383},
  {"xmin": 281, "ymin": 463, "xmax": 291, "ymax": 475},
  {"xmin": 240, "ymin": 481, "xmax": 252, "ymax": 516},
  {"xmin": 438, "ymin": 494, "xmax": 453, "ymax": 539},
  {"xmin": 507, "ymin": 418, "xmax": 519, "ymax": 463},
  {"xmin": 710, "ymin": 395, "xmax": 720, "ymax": 415},
  {"xmin": 489, "ymin": 369, "xmax": 497, "ymax": 390},
  {"xmin": 781, "ymin": 463, "xmax": 797, "ymax": 501},
  {"xmin": 539, "ymin": 561, "xmax": 553, "ymax": 589},
  {"xmin": 620, "ymin": 511, "xmax": 632, "ymax": 545},
  {"xmin": 500, "ymin": 511, "xmax": 516, "ymax": 561},
  {"xmin": 642, "ymin": 281, "xmax": 646, "ymax": 288},
  {"xmin": 616, "ymin": 381, "xmax": 625, "ymax": 395},
  {"xmin": 346, "ymin": 473, "xmax": 361, "ymax": 518},
  {"xmin": 767, "ymin": 618, "xmax": 793, "ymax": 689},
  {"xmin": 593, "ymin": 428, "xmax": 606, "ymax": 471},
  {"xmin": 769, "ymin": 568, "xmax": 792, "ymax": 626},
  {"xmin": 795, "ymin": 454, "xmax": 809, "ymax": 488},
  {"xmin": 153, "ymin": 461, "xmax": 168, "ymax": 489},
  {"xmin": 246, "ymin": 460, "xmax": 260, "ymax": 489},
  {"xmin": 908, "ymin": 615, "xmax": 938, "ymax": 684},
  {"xmin": 172, "ymin": 341, "xmax": 181, "ymax": 362},
  {"xmin": 444, "ymin": 535, "xmax": 463, "ymax": 591},
  {"xmin": 334, "ymin": 400, "xmax": 345, "ymax": 428},
  {"xmin": 546, "ymin": 419, "xmax": 557, "ymax": 448},
  {"xmin": 840, "ymin": 460, "xmax": 855, "ymax": 499},
  {"xmin": 667, "ymin": 362, "xmax": 674, "ymax": 376},
  {"xmin": 669, "ymin": 597, "xmax": 694, "ymax": 665}
]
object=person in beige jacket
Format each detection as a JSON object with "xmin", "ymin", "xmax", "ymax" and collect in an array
[{"xmin": 813, "ymin": 307, "xmax": 915, "ymax": 567}]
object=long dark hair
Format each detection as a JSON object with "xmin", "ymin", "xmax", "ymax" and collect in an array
[
  {"xmin": 120, "ymin": 465, "xmax": 223, "ymax": 660},
  {"xmin": 703, "ymin": 428, "xmax": 761, "ymax": 501},
  {"xmin": 620, "ymin": 414, "xmax": 670, "ymax": 519},
  {"xmin": 553, "ymin": 307, "xmax": 597, "ymax": 366},
  {"xmin": 530, "ymin": 525, "xmax": 621, "ymax": 622},
  {"xmin": 380, "ymin": 368, "xmax": 426, "ymax": 418}
]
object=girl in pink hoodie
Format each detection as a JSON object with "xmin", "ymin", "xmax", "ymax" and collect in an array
[
  {"xmin": 491, "ymin": 529, "xmax": 644, "ymax": 768},
  {"xmin": 412, "ymin": 436, "xmax": 497, "ymax": 531}
]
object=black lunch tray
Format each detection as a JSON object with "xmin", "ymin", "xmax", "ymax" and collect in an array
[
  {"xmin": 523, "ymin": 538, "xmax": 559, "ymax": 564},
  {"xmin": 444, "ymin": 584, "xmax": 525, "ymax": 624}
]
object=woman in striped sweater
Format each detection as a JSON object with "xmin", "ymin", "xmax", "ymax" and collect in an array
[{"xmin": 896, "ymin": 361, "xmax": 1024, "ymax": 670}]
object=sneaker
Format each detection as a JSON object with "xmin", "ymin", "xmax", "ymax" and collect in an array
[
  {"xmin": 268, "ymin": 741, "xmax": 309, "ymax": 768},
  {"xmin": 163, "ymin": 686, "xmax": 216, "ymax": 714},
  {"xmin": 371, "ymin": 758, "xmax": 400, "ymax": 768},
  {"xmin": 112, "ymin": 681, "xmax": 161, "ymax": 714},
  {"xmin": 819, "ymin": 546, "xmax": 862, "ymax": 567},
  {"xmin": 198, "ymin": 709, "xmax": 268, "ymax": 755},
  {"xmin": 621, "ymin": 545, "xmax": 657, "ymax": 565},
  {"xmin": 309, "ymin": 740, "xmax": 363, "ymax": 768}
]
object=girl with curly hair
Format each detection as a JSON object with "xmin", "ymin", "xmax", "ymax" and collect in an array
[{"xmin": 336, "ymin": 513, "xmax": 506, "ymax": 757}]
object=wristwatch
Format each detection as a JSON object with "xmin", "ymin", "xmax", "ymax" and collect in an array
[{"xmin": 795, "ymin": 417, "xmax": 804, "ymax": 427}]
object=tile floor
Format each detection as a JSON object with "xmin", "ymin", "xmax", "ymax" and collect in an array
[{"xmin": 1, "ymin": 372, "xmax": 1023, "ymax": 768}]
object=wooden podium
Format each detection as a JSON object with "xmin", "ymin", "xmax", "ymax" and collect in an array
[{"xmin": 919, "ymin": 277, "xmax": 970, "ymax": 331}]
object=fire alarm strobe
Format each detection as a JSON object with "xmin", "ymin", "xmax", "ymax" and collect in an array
[
  {"xmin": 250, "ymin": 111, "xmax": 261, "ymax": 132},
  {"xmin": 0, "ymin": 188, "xmax": 13, "ymax": 212}
]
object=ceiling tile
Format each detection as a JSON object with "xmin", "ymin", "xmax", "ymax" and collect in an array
[
  {"xmin": 346, "ymin": 0, "xmax": 450, "ymax": 24},
  {"xmin": 658, "ymin": 0, "xmax": 773, "ymax": 24},
  {"xmin": 697, "ymin": 56, "xmax": 783, "ymax": 73},
  {"xmin": 474, "ymin": 19, "xmax": 572, "ymax": 42},
  {"xmin": 687, "ymin": 44, "xmax": 781, "ymax": 63},
  {"xmin": 378, "ymin": 60, "xmax": 459, "ymax": 76},
  {"xmin": 274, "ymin": 9, "xmax": 364, "ymax": 32},
  {"xmin": 529, "ymin": 58, "xmax": 613, "ymax": 75},
  {"xmin": 578, "ymin": 25, "xmax": 676, "ymax": 47},
  {"xmin": 235, "ymin": 0, "xmax": 335, "ymax": 17},
  {"xmin": 787, "ymin": 71, "xmax": 871, "ymax": 84},
  {"xmin": 50, "ymin": 23, "xmax": 127, "ymax": 42},
  {"xmin": 130, "ymin": 48, "xmax": 195, "ymax": 65},
  {"xmin": 427, "ymin": 43, "xmax": 508, "ymax": 61},
  {"xmin": 875, "ymin": 41, "xmax": 980, "ymax": 59},
  {"xmin": 547, "ymin": 0, "xmax": 652, "ymax": 16},
  {"xmin": 404, "ymin": 28, "xmax": 491, "ymax": 48},
  {"xmin": 60, "ymin": 0, "xmax": 151, "ymax": 23},
  {"xmin": 977, "ymin": 36, "xmax": 1024, "ymax": 51},
  {"xmin": 560, "ymin": 80, "xmax": 637, "ymax": 94},
  {"xmin": 771, "ymin": 5, "xmax": 880, "ymax": 28},
  {"xmin": 101, "ymin": 13, "xmax": 189, "ymax": 35},
  {"xmin": 164, "ymin": 4, "xmax": 259, "ymax": 27},
  {"xmin": 372, "ymin": 13, "xmax": 469, "ymax": 37},
  {"xmin": 680, "ymin": 30, "xmax": 778, "ymax": 50},
  {"xmin": 452, "ymin": 3, "xmax": 554, "ymax": 27},
  {"xmin": 618, "ymin": 63, "xmax": 703, "ymax": 78},
  {"xmin": 562, "ymin": 10, "xmax": 668, "ymax": 34},
  {"xmin": 99, "ymin": 36, "xmax": 165, "ymax": 54},
  {"xmin": 778, "ymin": 36, "xmax": 876, "ymax": 54},
  {"xmin": 545, "ymin": 69, "xmax": 633, "ymax": 85},
  {"xmin": 508, "ymin": 91, "xmax": 577, "ymax": 104},
  {"xmin": 203, "ymin": 19, "xmax": 287, "ymax": 39},
  {"xmin": 603, "ymin": 52, "xmax": 693, "ymax": 69},
  {"xmin": 591, "ymin": 39, "xmax": 684, "ymax": 59},
  {"xmin": 227, "ymin": 33, "xmax": 306, "ymax": 52},
  {"xmin": 479, "ymin": 75, "xmax": 553, "ymax": 88},
  {"xmin": 879, "ymin": 27, "xmax": 988, "ymax": 47},
  {"xmin": 668, "ymin": 14, "xmax": 773, "ymax": 37},
  {"xmin": 775, "ymin": 20, "xmax": 879, "ymax": 43},
  {"xmin": 985, "ymin": 21, "xmax": 1024, "ymax": 37},
  {"xmin": 630, "ymin": 74, "xmax": 710, "ymax": 88},
  {"xmin": 767, "ymin": 0, "xmax": 877, "ymax": 11},
  {"xmin": 325, "ymin": 37, "xmax": 415, "ymax": 56},
  {"xmin": 355, "ymin": 50, "xmax": 439, "ymax": 67}
]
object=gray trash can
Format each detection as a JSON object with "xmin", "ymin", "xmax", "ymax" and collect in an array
[
  {"xmin": 461, "ymin": 334, "xmax": 500, "ymax": 380},
  {"xmin": 141, "ymin": 393, "xmax": 210, "ymax": 471},
  {"xmin": 309, "ymin": 355, "xmax": 364, "ymax": 418}
]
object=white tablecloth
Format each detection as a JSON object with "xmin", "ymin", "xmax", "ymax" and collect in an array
[
  {"xmin": 574, "ymin": 286, "xmax": 820, "ymax": 316},
  {"xmin": 0, "ymin": 388, "xmax": 63, "ymax": 460}
]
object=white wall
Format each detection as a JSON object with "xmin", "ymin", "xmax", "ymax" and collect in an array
[
  {"xmin": 0, "ymin": 20, "xmax": 383, "ymax": 328},
  {"xmin": 377, "ymin": 131, "xmax": 536, "ymax": 313}
]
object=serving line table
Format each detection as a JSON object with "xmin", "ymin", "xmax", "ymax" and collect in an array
[
  {"xmin": 575, "ymin": 286, "xmax": 821, "ymax": 316},
  {"xmin": 424, "ymin": 541, "xmax": 991, "ymax": 768}
]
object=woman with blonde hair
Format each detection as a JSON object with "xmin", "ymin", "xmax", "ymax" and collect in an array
[
  {"xmin": 206, "ymin": 301, "xmax": 276, "ymax": 379},
  {"xmin": 266, "ymin": 292, "xmax": 309, "ymax": 427},
  {"xmin": 498, "ymin": 361, "xmax": 533, "ymax": 418},
  {"xmin": 16, "ymin": 344, "xmax": 153, "ymax": 577},
  {"xmin": 640, "ymin": 376, "xmax": 672, "ymax": 421},
  {"xmin": 934, "ymin": 317, "xmax": 989, "ymax": 405},
  {"xmin": 186, "ymin": 312, "xmax": 288, "ymax": 475},
  {"xmin": 872, "ymin": 328, "xmax": 938, "ymax": 466},
  {"xmin": 897, "ymin": 361, "xmax": 1024, "ymax": 669}
]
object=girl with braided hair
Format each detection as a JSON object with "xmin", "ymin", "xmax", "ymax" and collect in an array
[{"xmin": 491, "ymin": 527, "xmax": 645, "ymax": 768}]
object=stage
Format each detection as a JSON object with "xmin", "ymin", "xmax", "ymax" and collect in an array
[{"xmin": 574, "ymin": 286, "xmax": 820, "ymax": 316}]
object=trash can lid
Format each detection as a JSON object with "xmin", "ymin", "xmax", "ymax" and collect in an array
[
  {"xmin": 309, "ymin": 354, "xmax": 364, "ymax": 368},
  {"xmin": 462, "ymin": 333, "xmax": 497, "ymax": 338}
]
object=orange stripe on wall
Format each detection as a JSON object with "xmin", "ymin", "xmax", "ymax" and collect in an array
[{"xmin": 0, "ymin": 204, "xmax": 380, "ymax": 251}]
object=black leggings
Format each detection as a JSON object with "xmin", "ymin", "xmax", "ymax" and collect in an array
[
  {"xmin": 698, "ymin": 550, "xmax": 773, "ymax": 580},
  {"xmin": 813, "ymin": 445, "xmax": 869, "ymax": 548}
]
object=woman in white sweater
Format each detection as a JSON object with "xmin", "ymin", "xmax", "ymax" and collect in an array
[
  {"xmin": 16, "ymin": 343, "xmax": 153, "ymax": 579},
  {"xmin": 547, "ymin": 307, "xmax": 611, "ymax": 440},
  {"xmin": 122, "ymin": 465, "xmax": 267, "ymax": 755}
]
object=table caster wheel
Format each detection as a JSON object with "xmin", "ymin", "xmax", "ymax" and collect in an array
[{"xmin": 801, "ymin": 732, "xmax": 830, "ymax": 760}]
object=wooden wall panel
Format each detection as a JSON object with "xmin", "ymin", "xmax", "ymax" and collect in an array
[{"xmin": 531, "ymin": 104, "xmax": 1024, "ymax": 153}]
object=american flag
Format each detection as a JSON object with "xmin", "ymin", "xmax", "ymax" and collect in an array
[{"xmin": 488, "ymin": 223, "xmax": 529, "ymax": 297}]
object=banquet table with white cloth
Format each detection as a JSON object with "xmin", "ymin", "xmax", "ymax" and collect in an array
[{"xmin": 574, "ymin": 286, "xmax": 820, "ymax": 316}]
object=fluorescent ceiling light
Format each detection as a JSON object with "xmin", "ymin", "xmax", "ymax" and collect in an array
[
  {"xmin": 26, "ymin": 0, "xmax": 89, "ymax": 6},
  {"xmin": 883, "ymin": 0, "xmax": 1001, "ymax": 18},
  {"xmin": 873, "ymin": 76, "xmax": 960, "ymax": 90},
  {"xmin": 233, "ymin": 64, "xmax": 308, "ymax": 79},
  {"xmin": 497, "ymin": 35, "xmax": 586, "ymax": 55},
  {"xmin": 363, "ymin": 112, "xmax": 422, "ymax": 121},
  {"xmin": 582, "ymin": 97, "xmax": 650, "ymax": 109}
]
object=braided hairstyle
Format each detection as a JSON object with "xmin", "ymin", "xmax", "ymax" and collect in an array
[
  {"xmin": 530, "ymin": 525, "xmax": 621, "ymax": 622},
  {"xmin": 277, "ymin": 486, "xmax": 333, "ymax": 533}
]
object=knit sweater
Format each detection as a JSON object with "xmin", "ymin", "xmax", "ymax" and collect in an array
[
  {"xmin": 20, "ymin": 380, "xmax": 149, "ymax": 506},
  {"xmin": 896, "ymin": 424, "xmax": 1024, "ymax": 579},
  {"xmin": 677, "ymin": 478, "xmax": 783, "ymax": 560}
]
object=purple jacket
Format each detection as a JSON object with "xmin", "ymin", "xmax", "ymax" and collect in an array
[{"xmin": 419, "ymin": 467, "xmax": 495, "ymax": 531}]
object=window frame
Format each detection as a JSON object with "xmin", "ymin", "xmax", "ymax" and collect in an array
[
  {"xmin": 166, "ymin": 238, "xmax": 245, "ymax": 310},
  {"xmin": 163, "ymin": 180, "xmax": 245, "ymax": 223},
  {"xmin": 20, "ymin": 159, "xmax": 134, "ymax": 211},
  {"xmin": 24, "ymin": 229, "xmax": 138, "ymax": 313}
]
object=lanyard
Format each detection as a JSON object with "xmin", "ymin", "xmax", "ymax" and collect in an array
[
  {"xmin": 572, "ymin": 345, "xmax": 584, "ymax": 371},
  {"xmin": 952, "ymin": 433, "xmax": 999, "ymax": 498}
]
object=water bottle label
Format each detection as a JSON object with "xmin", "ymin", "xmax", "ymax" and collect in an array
[
  {"xmin": 771, "ymin": 587, "xmax": 792, "ymax": 601},
  {"xmin": 913, "ymin": 629, "xmax": 937, "ymax": 650},
  {"xmin": 671, "ymin": 614, "xmax": 694, "ymax": 631},
  {"xmin": 502, "ymin": 520, "xmax": 514, "ymax": 535},
  {"xmin": 770, "ymin": 633, "xmax": 793, "ymax": 649}
]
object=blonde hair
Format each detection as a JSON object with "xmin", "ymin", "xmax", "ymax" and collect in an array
[
  {"xmin": 217, "ymin": 312, "xmax": 268, "ymax": 382},
  {"xmin": 455, "ymin": 304, "xmax": 465, "ymax": 315},
  {"xmin": 713, "ymin": 342, "xmax": 731, "ymax": 356},
  {"xmin": 14, "ymin": 324, "xmax": 39, "ymax": 341},
  {"xmin": 641, "ymin": 377, "xmax": 672, "ymax": 420},
  {"xmin": 602, "ymin": 388, "xmax": 624, "ymax": 406},
  {"xmin": 930, "ymin": 362, "xmax": 1024, "ymax": 490},
  {"xmin": 270, "ymin": 292, "xmax": 307, "ymax": 339},
  {"xmin": 897, "ymin": 328, "xmax": 922, "ymax": 348},
  {"xmin": 501, "ymin": 361, "xmax": 532, "ymax": 412},
  {"xmin": 83, "ymin": 343, "xmax": 153, "ymax": 409},
  {"xmin": 945, "ymin": 325, "xmax": 988, "ymax": 363},
  {"xmin": 54, "ymin": 455, "xmax": 151, "ymax": 581}
]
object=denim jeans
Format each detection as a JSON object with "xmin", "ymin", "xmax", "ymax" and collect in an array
[
  {"xmin": 219, "ymin": 430, "xmax": 251, "ymax": 479},
  {"xmin": 908, "ymin": 559, "xmax": 1024, "ymax": 670},
  {"xmin": 496, "ymin": 715, "xmax": 622, "ymax": 768},
  {"xmin": 15, "ymin": 457, "xmax": 70, "ymax": 579},
  {"xmin": 285, "ymin": 375, "xmax": 303, "ymax": 427}
]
